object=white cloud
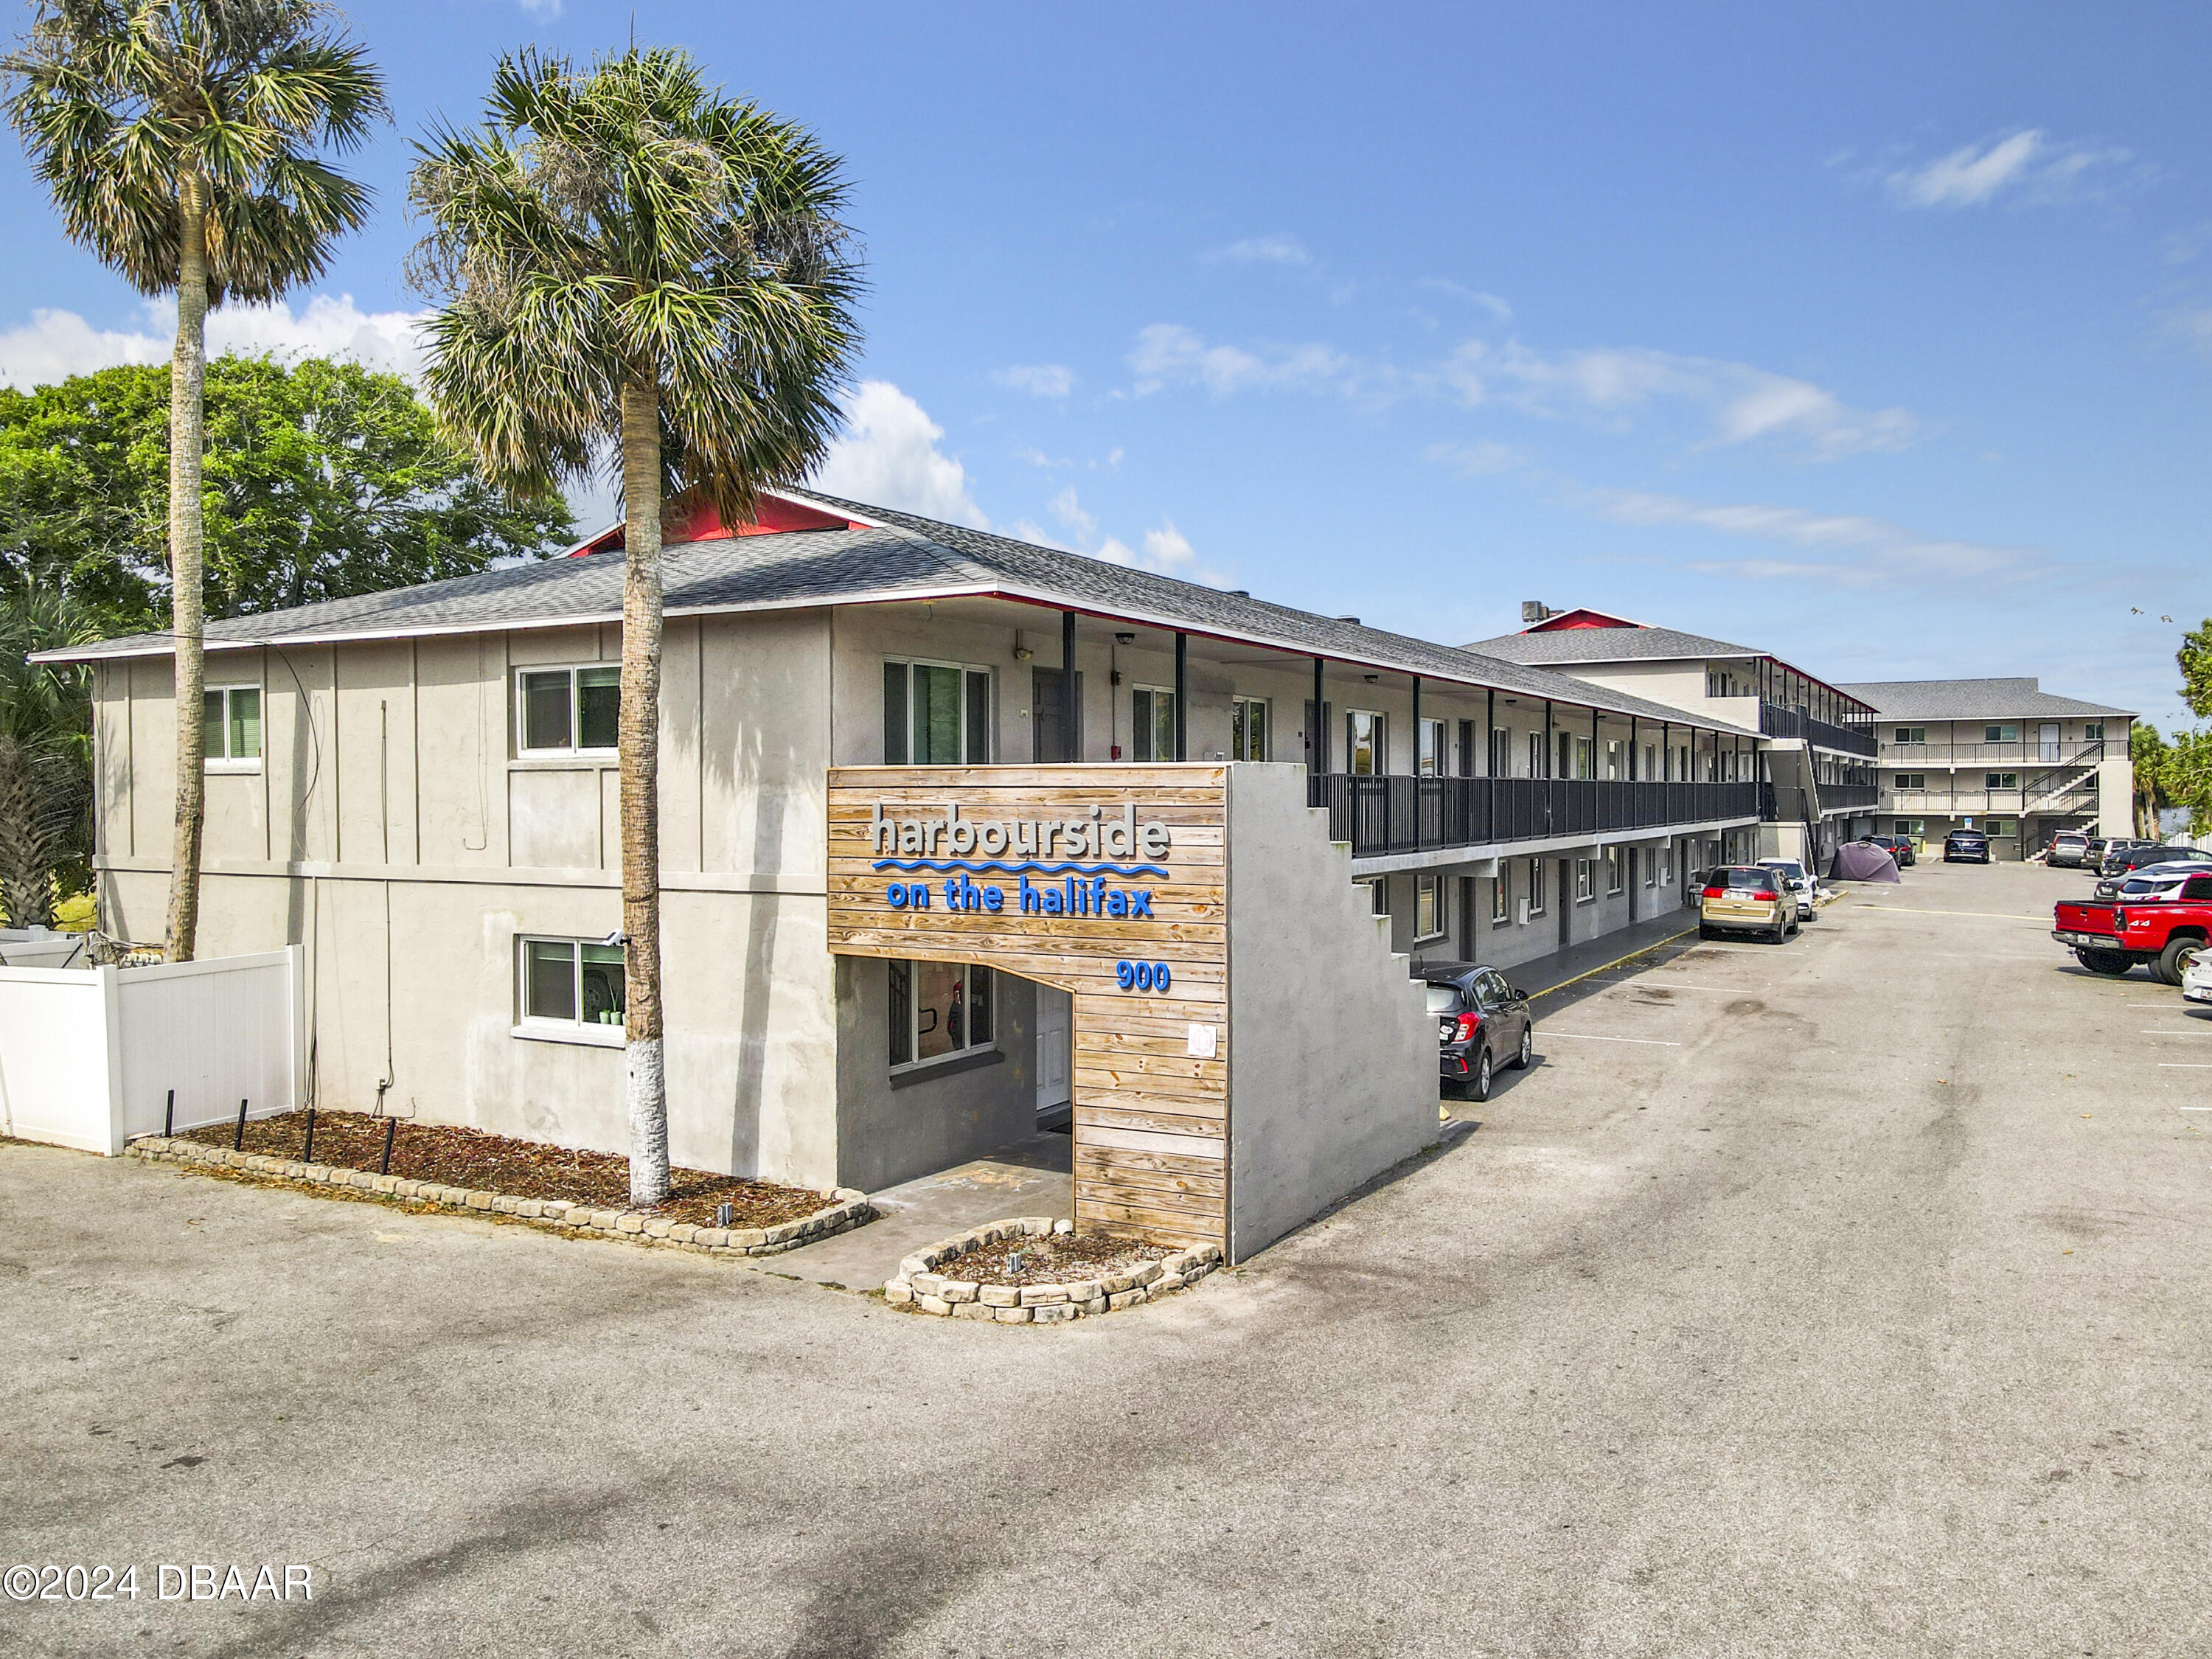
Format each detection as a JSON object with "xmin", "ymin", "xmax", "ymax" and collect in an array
[
  {"xmin": 1048, "ymin": 485, "xmax": 1094, "ymax": 538},
  {"xmin": 1419, "ymin": 279, "xmax": 1512, "ymax": 320},
  {"xmin": 1423, "ymin": 439, "xmax": 1524, "ymax": 477},
  {"xmin": 1885, "ymin": 129, "xmax": 2130, "ymax": 209},
  {"xmin": 808, "ymin": 380, "xmax": 989, "ymax": 529},
  {"xmin": 1093, "ymin": 520, "xmax": 1200, "ymax": 577},
  {"xmin": 1498, "ymin": 345, "xmax": 1916, "ymax": 458},
  {"xmin": 1588, "ymin": 487, "xmax": 2038, "ymax": 587},
  {"xmin": 1128, "ymin": 322, "xmax": 1353, "ymax": 398},
  {"xmin": 993, "ymin": 362, "xmax": 1075, "ymax": 398},
  {"xmin": 517, "ymin": 0, "xmax": 562, "ymax": 15},
  {"xmin": 1201, "ymin": 234, "xmax": 1312, "ymax": 267},
  {"xmin": 0, "ymin": 293, "xmax": 429, "ymax": 389}
]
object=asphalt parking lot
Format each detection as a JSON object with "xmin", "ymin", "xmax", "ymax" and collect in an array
[{"xmin": 4, "ymin": 859, "xmax": 2209, "ymax": 1658}]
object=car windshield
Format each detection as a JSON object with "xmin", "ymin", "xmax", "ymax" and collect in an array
[
  {"xmin": 1762, "ymin": 862, "xmax": 1806, "ymax": 881},
  {"xmin": 1424, "ymin": 984, "xmax": 1462, "ymax": 1014}
]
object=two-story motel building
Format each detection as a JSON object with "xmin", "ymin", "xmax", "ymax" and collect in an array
[{"xmin": 54, "ymin": 491, "xmax": 1767, "ymax": 1259}]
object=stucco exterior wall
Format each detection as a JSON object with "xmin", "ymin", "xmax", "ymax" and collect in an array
[{"xmin": 1225, "ymin": 764, "xmax": 1436, "ymax": 1259}]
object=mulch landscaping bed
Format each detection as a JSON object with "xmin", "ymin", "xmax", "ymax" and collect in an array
[
  {"xmin": 177, "ymin": 1109, "xmax": 827, "ymax": 1229},
  {"xmin": 945, "ymin": 1231, "xmax": 1172, "ymax": 1287}
]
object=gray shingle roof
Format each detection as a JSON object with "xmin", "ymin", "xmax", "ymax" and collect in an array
[
  {"xmin": 1462, "ymin": 623, "xmax": 1767, "ymax": 665},
  {"xmin": 1837, "ymin": 677, "xmax": 2135, "ymax": 720},
  {"xmin": 44, "ymin": 488, "xmax": 1753, "ymax": 734}
]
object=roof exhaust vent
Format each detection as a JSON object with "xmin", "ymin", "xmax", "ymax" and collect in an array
[
  {"xmin": 1521, "ymin": 600, "xmax": 1557, "ymax": 624},
  {"xmin": 1335, "ymin": 614, "xmax": 1361, "ymax": 625}
]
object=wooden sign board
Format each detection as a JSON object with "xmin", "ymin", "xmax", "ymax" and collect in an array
[{"xmin": 827, "ymin": 765, "xmax": 1229, "ymax": 1251}]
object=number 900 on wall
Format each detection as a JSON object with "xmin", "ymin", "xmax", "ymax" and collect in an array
[{"xmin": 1115, "ymin": 960, "xmax": 1172, "ymax": 993}]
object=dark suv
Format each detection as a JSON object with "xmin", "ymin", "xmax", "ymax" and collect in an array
[
  {"xmin": 1863, "ymin": 834, "xmax": 1917, "ymax": 868},
  {"xmin": 1421, "ymin": 963, "xmax": 1535, "ymax": 1104},
  {"xmin": 1944, "ymin": 829, "xmax": 1991, "ymax": 863}
]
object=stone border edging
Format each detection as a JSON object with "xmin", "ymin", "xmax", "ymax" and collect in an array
[
  {"xmin": 884, "ymin": 1216, "xmax": 1222, "ymax": 1323},
  {"xmin": 124, "ymin": 1135, "xmax": 872, "ymax": 1256}
]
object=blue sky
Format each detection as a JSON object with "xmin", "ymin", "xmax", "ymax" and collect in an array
[{"xmin": 1, "ymin": 1, "xmax": 2207, "ymax": 728}]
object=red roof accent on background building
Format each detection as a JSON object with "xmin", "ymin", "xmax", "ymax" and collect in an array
[
  {"xmin": 566, "ymin": 490, "xmax": 867, "ymax": 555},
  {"xmin": 1524, "ymin": 608, "xmax": 1646, "ymax": 632}
]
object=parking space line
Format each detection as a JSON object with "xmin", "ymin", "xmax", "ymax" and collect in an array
[
  {"xmin": 2141, "ymin": 1030, "xmax": 2210, "ymax": 1037},
  {"xmin": 1543, "ymin": 1032, "xmax": 1683, "ymax": 1047},
  {"xmin": 1846, "ymin": 906, "xmax": 2049, "ymax": 922}
]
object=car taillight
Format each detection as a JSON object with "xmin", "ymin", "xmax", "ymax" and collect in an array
[
  {"xmin": 1455, "ymin": 1012, "xmax": 1481, "ymax": 1043},
  {"xmin": 1702, "ymin": 886, "xmax": 1726, "ymax": 899},
  {"xmin": 2112, "ymin": 908, "xmax": 2127, "ymax": 929},
  {"xmin": 1753, "ymin": 888, "xmax": 1778, "ymax": 900}
]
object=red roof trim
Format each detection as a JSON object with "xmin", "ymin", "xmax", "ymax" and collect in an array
[{"xmin": 1523, "ymin": 608, "xmax": 1645, "ymax": 632}]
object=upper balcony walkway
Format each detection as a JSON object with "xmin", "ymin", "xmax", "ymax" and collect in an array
[
  {"xmin": 1311, "ymin": 774, "xmax": 1762, "ymax": 866},
  {"xmin": 1759, "ymin": 703, "xmax": 1879, "ymax": 758}
]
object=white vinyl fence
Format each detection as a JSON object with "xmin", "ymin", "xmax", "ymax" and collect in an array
[{"xmin": 0, "ymin": 947, "xmax": 304, "ymax": 1155}]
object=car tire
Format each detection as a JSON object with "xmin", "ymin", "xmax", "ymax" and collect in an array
[
  {"xmin": 1698, "ymin": 924, "xmax": 1714, "ymax": 940},
  {"xmin": 1471, "ymin": 1047, "xmax": 1493, "ymax": 1104},
  {"xmin": 2076, "ymin": 948, "xmax": 2132, "ymax": 977},
  {"xmin": 2158, "ymin": 936, "xmax": 2205, "ymax": 987},
  {"xmin": 1770, "ymin": 919, "xmax": 1787, "ymax": 945},
  {"xmin": 1514, "ymin": 1024, "xmax": 1534, "ymax": 1070}
]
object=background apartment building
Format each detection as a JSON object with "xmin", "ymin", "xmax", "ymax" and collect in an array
[{"xmin": 1835, "ymin": 678, "xmax": 2135, "ymax": 858}]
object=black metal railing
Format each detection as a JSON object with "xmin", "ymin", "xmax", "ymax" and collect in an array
[
  {"xmin": 1759, "ymin": 702, "xmax": 1879, "ymax": 758},
  {"xmin": 1307, "ymin": 775, "xmax": 1763, "ymax": 859},
  {"xmin": 1817, "ymin": 783, "xmax": 1880, "ymax": 811}
]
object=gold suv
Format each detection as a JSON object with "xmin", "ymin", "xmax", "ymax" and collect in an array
[{"xmin": 1699, "ymin": 865, "xmax": 1799, "ymax": 945}]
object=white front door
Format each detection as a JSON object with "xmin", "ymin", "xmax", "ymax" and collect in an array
[
  {"xmin": 2039, "ymin": 722, "xmax": 2061, "ymax": 762},
  {"xmin": 1034, "ymin": 984, "xmax": 1072, "ymax": 1113}
]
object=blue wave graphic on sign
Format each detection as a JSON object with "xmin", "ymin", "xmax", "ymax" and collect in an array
[{"xmin": 871, "ymin": 858, "xmax": 1169, "ymax": 878}]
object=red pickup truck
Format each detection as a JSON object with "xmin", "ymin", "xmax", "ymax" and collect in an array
[{"xmin": 2054, "ymin": 873, "xmax": 2212, "ymax": 981}]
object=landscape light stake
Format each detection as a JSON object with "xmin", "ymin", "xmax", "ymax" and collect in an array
[
  {"xmin": 715, "ymin": 1201, "xmax": 732, "ymax": 1228},
  {"xmin": 163, "ymin": 1089, "xmax": 174, "ymax": 1138},
  {"xmin": 379, "ymin": 1116, "xmax": 396, "ymax": 1177},
  {"xmin": 233, "ymin": 1098, "xmax": 248, "ymax": 1150},
  {"xmin": 301, "ymin": 1107, "xmax": 316, "ymax": 1165}
]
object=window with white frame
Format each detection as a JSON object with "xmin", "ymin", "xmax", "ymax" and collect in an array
[
  {"xmin": 1986, "ymin": 772, "xmax": 2019, "ymax": 790},
  {"xmin": 1983, "ymin": 724, "xmax": 2018, "ymax": 743},
  {"xmin": 1365, "ymin": 877, "xmax": 1388, "ymax": 916},
  {"xmin": 884, "ymin": 659, "xmax": 992, "ymax": 765},
  {"xmin": 888, "ymin": 959, "xmax": 995, "ymax": 1069},
  {"xmin": 1893, "ymin": 818, "xmax": 1924, "ymax": 837},
  {"xmin": 1489, "ymin": 726, "xmax": 1512, "ymax": 776},
  {"xmin": 1414, "ymin": 874, "xmax": 1444, "ymax": 941},
  {"xmin": 1643, "ymin": 846, "xmax": 1657, "ymax": 887},
  {"xmin": 1347, "ymin": 710, "xmax": 1385, "ymax": 776},
  {"xmin": 2083, "ymin": 722, "xmax": 2104, "ymax": 741},
  {"xmin": 1417, "ymin": 717, "xmax": 1447, "ymax": 777},
  {"xmin": 1231, "ymin": 695, "xmax": 1269, "ymax": 761},
  {"xmin": 1604, "ymin": 739, "xmax": 1624, "ymax": 780},
  {"xmin": 203, "ymin": 685, "xmax": 263, "ymax": 770},
  {"xmin": 1895, "ymin": 773, "xmax": 1927, "ymax": 790},
  {"xmin": 1660, "ymin": 843, "xmax": 1674, "ymax": 885},
  {"xmin": 1893, "ymin": 726, "xmax": 1927, "ymax": 745},
  {"xmin": 1606, "ymin": 846, "xmax": 1624, "ymax": 894},
  {"xmin": 1526, "ymin": 857, "xmax": 1546, "ymax": 917},
  {"xmin": 1490, "ymin": 870, "xmax": 1509, "ymax": 922},
  {"xmin": 1130, "ymin": 685, "xmax": 1178, "ymax": 762},
  {"xmin": 518, "ymin": 936, "xmax": 625, "ymax": 1036},
  {"xmin": 517, "ymin": 664, "xmax": 619, "ymax": 757},
  {"xmin": 1575, "ymin": 858, "xmax": 1596, "ymax": 902},
  {"xmin": 1526, "ymin": 731, "xmax": 1545, "ymax": 778}
]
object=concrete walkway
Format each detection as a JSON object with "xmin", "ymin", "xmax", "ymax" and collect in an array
[
  {"xmin": 773, "ymin": 1128, "xmax": 1073, "ymax": 1290},
  {"xmin": 1514, "ymin": 906, "xmax": 1701, "ymax": 999}
]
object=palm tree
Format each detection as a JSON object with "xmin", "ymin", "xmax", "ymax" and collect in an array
[
  {"xmin": 409, "ymin": 47, "xmax": 860, "ymax": 1206},
  {"xmin": 5, "ymin": 0, "xmax": 386, "ymax": 961}
]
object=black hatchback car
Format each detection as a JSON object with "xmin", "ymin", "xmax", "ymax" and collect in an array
[
  {"xmin": 1944, "ymin": 829, "xmax": 1991, "ymax": 863},
  {"xmin": 1420, "ymin": 962, "xmax": 1535, "ymax": 1103}
]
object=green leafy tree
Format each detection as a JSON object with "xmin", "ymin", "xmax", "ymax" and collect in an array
[
  {"xmin": 0, "ymin": 357, "xmax": 571, "ymax": 630},
  {"xmin": 2180, "ymin": 619, "xmax": 2212, "ymax": 720},
  {"xmin": 6, "ymin": 0, "xmax": 386, "ymax": 961},
  {"xmin": 409, "ymin": 46, "xmax": 861, "ymax": 1205},
  {"xmin": 2169, "ymin": 621, "xmax": 2212, "ymax": 832},
  {"xmin": 0, "ymin": 586, "xmax": 102, "ymax": 928}
]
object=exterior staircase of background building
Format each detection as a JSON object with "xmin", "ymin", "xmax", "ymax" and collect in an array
[{"xmin": 2026, "ymin": 741, "xmax": 2105, "ymax": 816}]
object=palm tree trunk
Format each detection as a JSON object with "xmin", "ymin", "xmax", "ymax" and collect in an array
[
  {"xmin": 619, "ymin": 374, "xmax": 668, "ymax": 1207},
  {"xmin": 164, "ymin": 175, "xmax": 209, "ymax": 962}
]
